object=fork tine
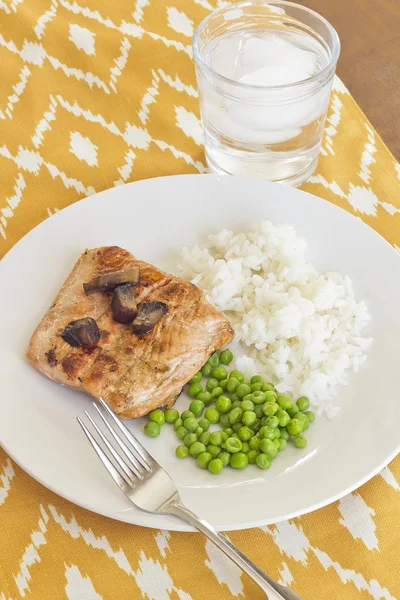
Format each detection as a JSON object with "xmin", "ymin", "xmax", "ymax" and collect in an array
[
  {"xmin": 84, "ymin": 411, "xmax": 138, "ymax": 487},
  {"xmin": 91, "ymin": 403, "xmax": 144, "ymax": 479},
  {"xmin": 77, "ymin": 417, "xmax": 131, "ymax": 494},
  {"xmin": 98, "ymin": 398, "xmax": 152, "ymax": 471}
]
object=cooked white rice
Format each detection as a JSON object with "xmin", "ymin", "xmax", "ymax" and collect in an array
[{"xmin": 178, "ymin": 221, "xmax": 372, "ymax": 416}]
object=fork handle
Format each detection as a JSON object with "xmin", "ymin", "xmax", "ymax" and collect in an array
[{"xmin": 165, "ymin": 494, "xmax": 303, "ymax": 600}]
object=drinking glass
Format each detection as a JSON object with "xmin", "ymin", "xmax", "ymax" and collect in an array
[{"xmin": 193, "ymin": 1, "xmax": 340, "ymax": 186}]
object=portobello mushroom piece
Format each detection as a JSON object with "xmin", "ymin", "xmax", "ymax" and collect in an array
[
  {"xmin": 61, "ymin": 317, "xmax": 100, "ymax": 347},
  {"xmin": 132, "ymin": 302, "xmax": 168, "ymax": 335},
  {"xmin": 112, "ymin": 284, "xmax": 137, "ymax": 324},
  {"xmin": 83, "ymin": 267, "xmax": 140, "ymax": 295}
]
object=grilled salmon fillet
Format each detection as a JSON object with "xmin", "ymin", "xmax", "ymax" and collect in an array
[{"xmin": 27, "ymin": 246, "xmax": 234, "ymax": 418}]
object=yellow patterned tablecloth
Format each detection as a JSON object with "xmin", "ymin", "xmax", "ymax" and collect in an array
[{"xmin": 1, "ymin": 1, "xmax": 400, "ymax": 599}]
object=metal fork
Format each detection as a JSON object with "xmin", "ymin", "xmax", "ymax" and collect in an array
[{"xmin": 77, "ymin": 398, "xmax": 303, "ymax": 600}]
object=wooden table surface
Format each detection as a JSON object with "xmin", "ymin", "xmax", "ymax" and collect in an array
[{"xmin": 305, "ymin": 0, "xmax": 400, "ymax": 160}]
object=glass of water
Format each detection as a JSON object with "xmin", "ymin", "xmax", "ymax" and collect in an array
[{"xmin": 193, "ymin": 1, "xmax": 340, "ymax": 186}]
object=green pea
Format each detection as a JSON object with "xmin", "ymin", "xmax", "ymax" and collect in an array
[
  {"xmin": 176, "ymin": 445, "xmax": 189, "ymax": 458},
  {"xmin": 262, "ymin": 383, "xmax": 275, "ymax": 392},
  {"xmin": 241, "ymin": 441, "xmax": 250, "ymax": 453},
  {"xmin": 247, "ymin": 449, "xmax": 258, "ymax": 464},
  {"xmin": 256, "ymin": 453, "xmax": 271, "ymax": 469},
  {"xmin": 149, "ymin": 409, "xmax": 165, "ymax": 426},
  {"xmin": 280, "ymin": 427, "xmax": 290, "ymax": 440},
  {"xmin": 181, "ymin": 410, "xmax": 195, "ymax": 421},
  {"xmin": 220, "ymin": 349, "xmax": 233, "ymax": 365},
  {"xmin": 296, "ymin": 413, "xmax": 310, "ymax": 431},
  {"xmin": 219, "ymin": 378, "xmax": 228, "ymax": 390},
  {"xmin": 204, "ymin": 407, "xmax": 220, "ymax": 424},
  {"xmin": 278, "ymin": 439, "xmax": 287, "ymax": 451},
  {"xmin": 189, "ymin": 442, "xmax": 206, "ymax": 457},
  {"xmin": 144, "ymin": 421, "xmax": 161, "ymax": 437},
  {"xmin": 184, "ymin": 432, "xmax": 198, "ymax": 448},
  {"xmin": 219, "ymin": 451, "xmax": 230, "ymax": 467},
  {"xmin": 277, "ymin": 394, "xmax": 293, "ymax": 410},
  {"xmin": 207, "ymin": 444, "xmax": 221, "ymax": 458},
  {"xmin": 250, "ymin": 382, "xmax": 264, "ymax": 392},
  {"xmin": 263, "ymin": 390, "xmax": 278, "ymax": 400},
  {"xmin": 230, "ymin": 370, "xmax": 244, "ymax": 382},
  {"xmin": 231, "ymin": 432, "xmax": 241, "ymax": 440},
  {"xmin": 220, "ymin": 431, "xmax": 229, "ymax": 443},
  {"xmin": 200, "ymin": 431, "xmax": 211, "ymax": 445},
  {"xmin": 287, "ymin": 419, "xmax": 303, "ymax": 436},
  {"xmin": 184, "ymin": 418, "xmax": 198, "ymax": 432},
  {"xmin": 188, "ymin": 382, "xmax": 203, "ymax": 398},
  {"xmin": 190, "ymin": 371, "xmax": 202, "ymax": 383},
  {"xmin": 259, "ymin": 426, "xmax": 275, "ymax": 440},
  {"xmin": 276, "ymin": 410, "xmax": 291, "ymax": 427},
  {"xmin": 263, "ymin": 402, "xmax": 279, "ymax": 416},
  {"xmin": 196, "ymin": 427, "xmax": 204, "ymax": 437},
  {"xmin": 201, "ymin": 363, "xmax": 212, "ymax": 377},
  {"xmin": 250, "ymin": 375, "xmax": 263, "ymax": 384},
  {"xmin": 273, "ymin": 438, "xmax": 281, "ymax": 450},
  {"xmin": 196, "ymin": 452, "xmax": 212, "ymax": 469},
  {"xmin": 173, "ymin": 417, "xmax": 183, "ymax": 431},
  {"xmin": 274, "ymin": 427, "xmax": 281, "ymax": 438},
  {"xmin": 304, "ymin": 410, "xmax": 316, "ymax": 423},
  {"xmin": 253, "ymin": 418, "xmax": 262, "ymax": 432},
  {"xmin": 236, "ymin": 383, "xmax": 251, "ymax": 399},
  {"xmin": 208, "ymin": 458, "xmax": 223, "ymax": 474},
  {"xmin": 211, "ymin": 386, "xmax": 224, "ymax": 399},
  {"xmin": 212, "ymin": 366, "xmax": 228, "ymax": 381},
  {"xmin": 219, "ymin": 413, "xmax": 230, "ymax": 428},
  {"xmin": 209, "ymin": 353, "xmax": 220, "ymax": 368},
  {"xmin": 197, "ymin": 391, "xmax": 213, "ymax": 406},
  {"xmin": 287, "ymin": 404, "xmax": 300, "ymax": 418},
  {"xmin": 260, "ymin": 416, "xmax": 269, "ymax": 427},
  {"xmin": 206, "ymin": 378, "xmax": 219, "ymax": 392},
  {"xmin": 216, "ymin": 395, "xmax": 232, "ymax": 413},
  {"xmin": 176, "ymin": 426, "xmax": 188, "ymax": 439},
  {"xmin": 249, "ymin": 437, "xmax": 260, "ymax": 451},
  {"xmin": 226, "ymin": 377, "xmax": 240, "ymax": 393},
  {"xmin": 259, "ymin": 438, "xmax": 275, "ymax": 455},
  {"xmin": 198, "ymin": 418, "xmax": 210, "ymax": 431},
  {"xmin": 270, "ymin": 446, "xmax": 279, "ymax": 458},
  {"xmin": 209, "ymin": 431, "xmax": 223, "ymax": 446},
  {"xmin": 232, "ymin": 423, "xmax": 242, "ymax": 433},
  {"xmin": 165, "ymin": 409, "xmax": 179, "ymax": 424},
  {"xmin": 254, "ymin": 405, "xmax": 264, "ymax": 418},
  {"xmin": 297, "ymin": 396, "xmax": 310, "ymax": 412},
  {"xmin": 266, "ymin": 416, "xmax": 279, "ymax": 428},
  {"xmin": 189, "ymin": 400, "xmax": 205, "ymax": 417},
  {"xmin": 251, "ymin": 391, "xmax": 266, "ymax": 405},
  {"xmin": 231, "ymin": 400, "xmax": 242, "ymax": 409},
  {"xmin": 230, "ymin": 393, "xmax": 240, "ymax": 402},
  {"xmin": 225, "ymin": 437, "xmax": 242, "ymax": 453},
  {"xmin": 230, "ymin": 452, "xmax": 249, "ymax": 470},
  {"xmin": 241, "ymin": 398, "xmax": 255, "ymax": 411},
  {"xmin": 242, "ymin": 411, "xmax": 257, "ymax": 427},
  {"xmin": 224, "ymin": 428, "xmax": 233, "ymax": 437},
  {"xmin": 229, "ymin": 407, "xmax": 244, "ymax": 425},
  {"xmin": 293, "ymin": 434, "xmax": 307, "ymax": 448},
  {"xmin": 238, "ymin": 426, "xmax": 253, "ymax": 441}
]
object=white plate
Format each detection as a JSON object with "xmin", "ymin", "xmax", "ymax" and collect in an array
[{"xmin": 1, "ymin": 174, "xmax": 399, "ymax": 532}]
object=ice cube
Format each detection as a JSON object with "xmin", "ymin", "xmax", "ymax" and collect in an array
[
  {"xmin": 225, "ymin": 77, "xmax": 330, "ymax": 131},
  {"xmin": 202, "ymin": 101, "xmax": 301, "ymax": 144},
  {"xmin": 210, "ymin": 34, "xmax": 246, "ymax": 80},
  {"xmin": 240, "ymin": 65, "xmax": 312, "ymax": 87},
  {"xmin": 239, "ymin": 33, "xmax": 318, "ymax": 79}
]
